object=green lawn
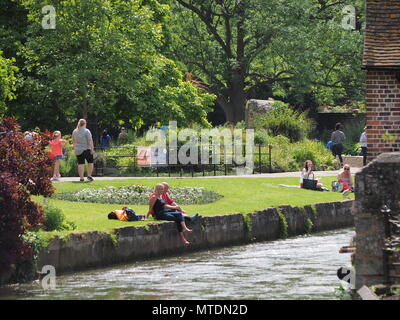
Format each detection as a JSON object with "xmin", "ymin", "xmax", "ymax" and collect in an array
[{"xmin": 35, "ymin": 177, "xmax": 354, "ymax": 238}]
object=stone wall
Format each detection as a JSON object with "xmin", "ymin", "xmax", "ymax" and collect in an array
[
  {"xmin": 366, "ymin": 70, "xmax": 400, "ymax": 160},
  {"xmin": 36, "ymin": 200, "xmax": 354, "ymax": 276},
  {"xmin": 354, "ymin": 152, "xmax": 400, "ymax": 289}
]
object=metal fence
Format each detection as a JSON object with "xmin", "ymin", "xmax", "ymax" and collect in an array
[{"xmin": 93, "ymin": 144, "xmax": 273, "ymax": 177}]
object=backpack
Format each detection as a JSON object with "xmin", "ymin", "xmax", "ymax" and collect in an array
[
  {"xmin": 123, "ymin": 207, "xmax": 142, "ymax": 221},
  {"xmin": 331, "ymin": 181, "xmax": 344, "ymax": 193},
  {"xmin": 108, "ymin": 207, "xmax": 142, "ymax": 221}
]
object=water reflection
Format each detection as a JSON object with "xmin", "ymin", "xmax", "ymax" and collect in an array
[{"xmin": 0, "ymin": 229, "xmax": 354, "ymax": 300}]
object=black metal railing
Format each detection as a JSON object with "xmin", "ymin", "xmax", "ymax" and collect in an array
[{"xmin": 92, "ymin": 144, "xmax": 273, "ymax": 177}]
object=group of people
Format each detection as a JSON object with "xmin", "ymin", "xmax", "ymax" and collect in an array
[
  {"xmin": 48, "ymin": 119, "xmax": 128, "ymax": 181},
  {"xmin": 147, "ymin": 182, "xmax": 201, "ymax": 245},
  {"xmin": 300, "ymin": 159, "xmax": 354, "ymax": 195}
]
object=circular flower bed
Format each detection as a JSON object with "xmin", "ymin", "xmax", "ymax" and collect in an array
[{"xmin": 52, "ymin": 185, "xmax": 223, "ymax": 205}]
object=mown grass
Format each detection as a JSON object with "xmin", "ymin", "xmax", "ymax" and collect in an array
[{"xmin": 33, "ymin": 177, "xmax": 353, "ymax": 237}]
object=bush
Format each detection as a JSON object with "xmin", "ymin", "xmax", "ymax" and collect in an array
[
  {"xmin": 0, "ymin": 118, "xmax": 54, "ymax": 273},
  {"xmin": 255, "ymin": 132, "xmax": 336, "ymax": 172},
  {"xmin": 42, "ymin": 204, "xmax": 76, "ymax": 232},
  {"xmin": 42, "ymin": 204, "xmax": 65, "ymax": 231},
  {"xmin": 255, "ymin": 101, "xmax": 314, "ymax": 142}
]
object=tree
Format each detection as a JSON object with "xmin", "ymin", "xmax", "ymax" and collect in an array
[
  {"xmin": 167, "ymin": 0, "xmax": 365, "ymax": 122},
  {"xmin": 0, "ymin": 51, "xmax": 18, "ymax": 114},
  {"xmin": 0, "ymin": 118, "xmax": 54, "ymax": 275},
  {"xmin": 8, "ymin": 0, "xmax": 214, "ymax": 135}
]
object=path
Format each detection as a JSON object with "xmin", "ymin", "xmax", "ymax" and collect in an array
[{"xmin": 57, "ymin": 168, "xmax": 362, "ymax": 182}]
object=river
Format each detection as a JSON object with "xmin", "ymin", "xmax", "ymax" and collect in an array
[{"xmin": 0, "ymin": 228, "xmax": 354, "ymax": 300}]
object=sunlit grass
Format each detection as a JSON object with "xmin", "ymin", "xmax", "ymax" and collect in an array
[{"xmin": 34, "ymin": 177, "xmax": 353, "ymax": 235}]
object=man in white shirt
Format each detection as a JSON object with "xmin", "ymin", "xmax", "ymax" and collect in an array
[{"xmin": 360, "ymin": 127, "xmax": 368, "ymax": 166}]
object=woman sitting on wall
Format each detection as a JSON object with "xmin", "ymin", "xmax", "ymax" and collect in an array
[{"xmin": 149, "ymin": 184, "xmax": 192, "ymax": 245}]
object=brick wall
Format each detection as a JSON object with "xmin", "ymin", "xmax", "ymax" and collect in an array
[{"xmin": 366, "ymin": 70, "xmax": 400, "ymax": 160}]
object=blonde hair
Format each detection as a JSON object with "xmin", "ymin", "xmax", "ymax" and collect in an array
[
  {"xmin": 74, "ymin": 119, "xmax": 86, "ymax": 132},
  {"xmin": 53, "ymin": 131, "xmax": 61, "ymax": 139},
  {"xmin": 154, "ymin": 183, "xmax": 164, "ymax": 192}
]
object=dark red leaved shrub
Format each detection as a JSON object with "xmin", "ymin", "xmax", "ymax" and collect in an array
[{"xmin": 0, "ymin": 117, "xmax": 54, "ymax": 273}]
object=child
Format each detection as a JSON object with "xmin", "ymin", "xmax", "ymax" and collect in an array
[{"xmin": 50, "ymin": 131, "xmax": 66, "ymax": 181}]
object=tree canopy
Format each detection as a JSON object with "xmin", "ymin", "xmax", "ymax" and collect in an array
[
  {"xmin": 166, "ymin": 0, "xmax": 365, "ymax": 122},
  {"xmin": 3, "ymin": 0, "xmax": 214, "ymax": 133}
]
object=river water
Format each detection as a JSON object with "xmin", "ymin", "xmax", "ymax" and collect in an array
[{"xmin": 0, "ymin": 229, "xmax": 354, "ymax": 300}]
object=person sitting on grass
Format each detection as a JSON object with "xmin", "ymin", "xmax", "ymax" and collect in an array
[
  {"xmin": 300, "ymin": 160, "xmax": 328, "ymax": 191},
  {"xmin": 149, "ymin": 184, "xmax": 192, "ymax": 245},
  {"xmin": 338, "ymin": 164, "xmax": 354, "ymax": 195}
]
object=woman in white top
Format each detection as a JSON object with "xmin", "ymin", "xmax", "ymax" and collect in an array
[{"xmin": 360, "ymin": 127, "xmax": 367, "ymax": 166}]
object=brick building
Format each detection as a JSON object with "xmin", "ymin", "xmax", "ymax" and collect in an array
[{"xmin": 363, "ymin": 1, "xmax": 400, "ymax": 160}]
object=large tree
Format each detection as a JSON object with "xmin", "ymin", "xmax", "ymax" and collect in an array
[{"xmin": 167, "ymin": 0, "xmax": 365, "ymax": 122}]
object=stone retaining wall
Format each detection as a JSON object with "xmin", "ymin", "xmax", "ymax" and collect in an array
[
  {"xmin": 37, "ymin": 200, "xmax": 354, "ymax": 275},
  {"xmin": 354, "ymin": 152, "xmax": 400, "ymax": 289}
]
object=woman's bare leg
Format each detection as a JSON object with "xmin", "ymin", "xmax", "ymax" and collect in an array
[
  {"xmin": 179, "ymin": 232, "xmax": 190, "ymax": 245},
  {"xmin": 54, "ymin": 160, "xmax": 60, "ymax": 177},
  {"xmin": 78, "ymin": 164, "xmax": 85, "ymax": 179},
  {"xmin": 181, "ymin": 221, "xmax": 192, "ymax": 233}
]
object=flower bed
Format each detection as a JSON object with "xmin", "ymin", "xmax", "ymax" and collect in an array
[{"xmin": 52, "ymin": 185, "xmax": 223, "ymax": 205}]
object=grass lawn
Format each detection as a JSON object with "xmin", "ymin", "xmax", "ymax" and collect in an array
[{"xmin": 34, "ymin": 176, "xmax": 354, "ymax": 240}]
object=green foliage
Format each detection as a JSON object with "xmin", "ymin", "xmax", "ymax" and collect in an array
[
  {"xmin": 305, "ymin": 218, "xmax": 313, "ymax": 234},
  {"xmin": 168, "ymin": 0, "xmax": 365, "ymax": 121},
  {"xmin": 11, "ymin": 0, "xmax": 214, "ymax": 132},
  {"xmin": 109, "ymin": 230, "xmax": 119, "ymax": 247},
  {"xmin": 0, "ymin": 50, "xmax": 18, "ymax": 113},
  {"xmin": 342, "ymin": 120, "xmax": 365, "ymax": 156},
  {"xmin": 255, "ymin": 133, "xmax": 335, "ymax": 172},
  {"xmin": 21, "ymin": 231, "xmax": 46, "ymax": 261},
  {"xmin": 60, "ymin": 152, "xmax": 79, "ymax": 177},
  {"xmin": 277, "ymin": 209, "xmax": 288, "ymax": 239},
  {"xmin": 255, "ymin": 101, "xmax": 314, "ymax": 142},
  {"xmin": 242, "ymin": 213, "xmax": 253, "ymax": 241},
  {"xmin": 334, "ymin": 284, "xmax": 353, "ymax": 300},
  {"xmin": 382, "ymin": 131, "xmax": 396, "ymax": 143},
  {"xmin": 43, "ymin": 204, "xmax": 76, "ymax": 232}
]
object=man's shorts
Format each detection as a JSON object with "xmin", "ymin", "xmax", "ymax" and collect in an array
[
  {"xmin": 76, "ymin": 149, "xmax": 94, "ymax": 165},
  {"xmin": 332, "ymin": 143, "xmax": 343, "ymax": 156}
]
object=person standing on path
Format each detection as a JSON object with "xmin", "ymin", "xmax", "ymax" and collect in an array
[
  {"xmin": 331, "ymin": 123, "xmax": 346, "ymax": 167},
  {"xmin": 50, "ymin": 131, "xmax": 66, "ymax": 181},
  {"xmin": 72, "ymin": 119, "xmax": 95, "ymax": 182},
  {"xmin": 360, "ymin": 127, "xmax": 368, "ymax": 166}
]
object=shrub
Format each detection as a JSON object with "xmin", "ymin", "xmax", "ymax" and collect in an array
[
  {"xmin": 255, "ymin": 101, "xmax": 314, "ymax": 142},
  {"xmin": 60, "ymin": 151, "xmax": 78, "ymax": 177},
  {"xmin": 42, "ymin": 204, "xmax": 65, "ymax": 231},
  {"xmin": 0, "ymin": 118, "xmax": 54, "ymax": 274},
  {"xmin": 255, "ymin": 132, "xmax": 335, "ymax": 172},
  {"xmin": 42, "ymin": 204, "xmax": 76, "ymax": 232}
]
